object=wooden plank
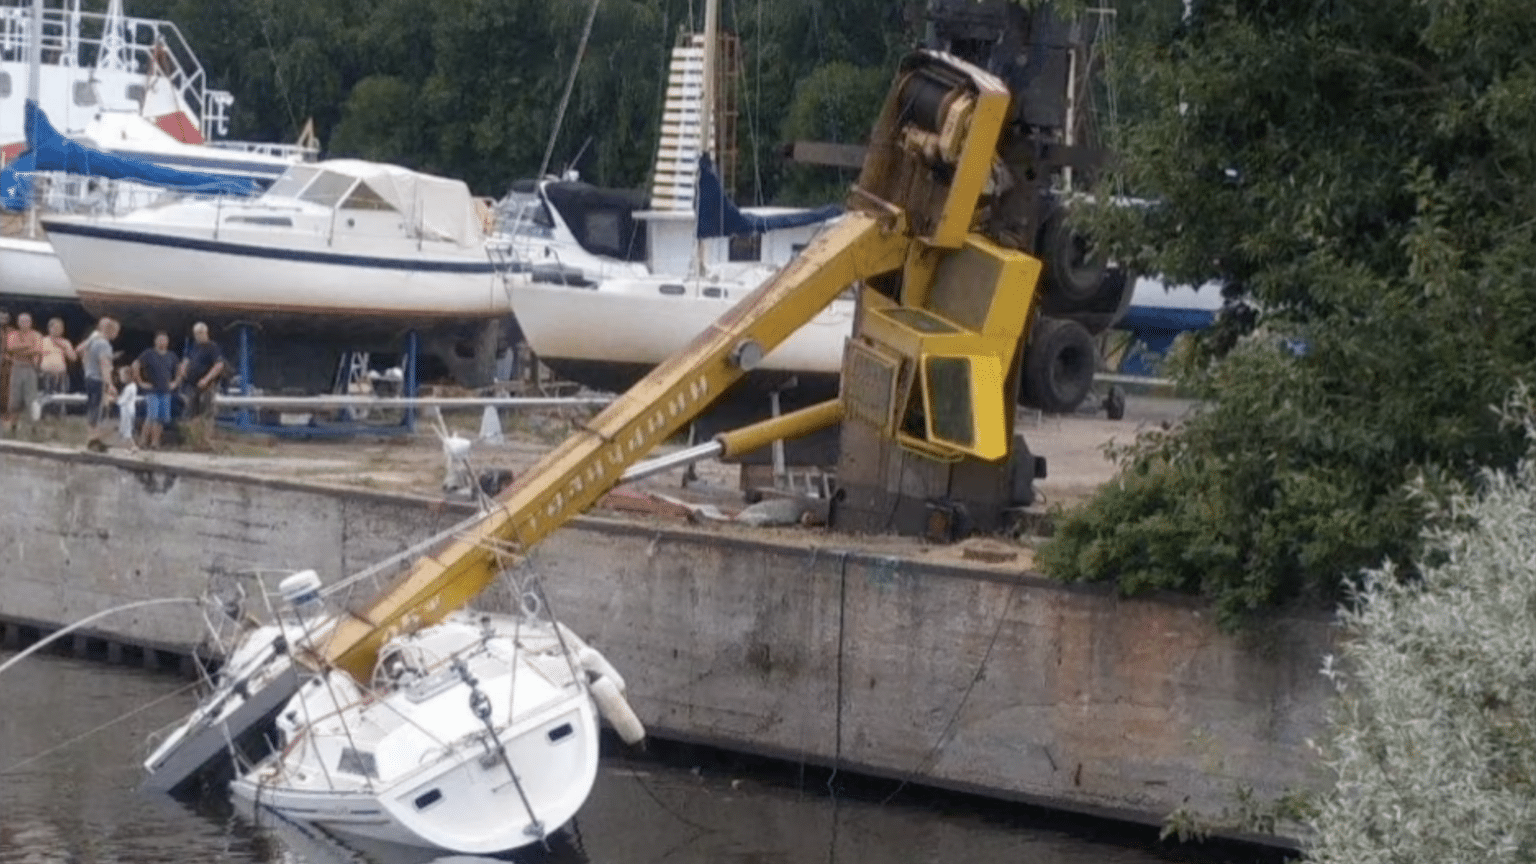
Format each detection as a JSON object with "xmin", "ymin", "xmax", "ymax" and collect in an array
[{"xmin": 786, "ymin": 140, "xmax": 868, "ymax": 169}]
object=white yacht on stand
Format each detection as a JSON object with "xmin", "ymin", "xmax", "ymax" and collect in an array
[
  {"xmin": 0, "ymin": 0, "xmax": 313, "ymax": 322},
  {"xmin": 42, "ymin": 159, "xmax": 518, "ymax": 386},
  {"xmin": 504, "ymin": 28, "xmax": 847, "ymax": 404}
]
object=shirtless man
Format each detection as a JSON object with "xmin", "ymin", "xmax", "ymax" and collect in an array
[{"xmin": 4, "ymin": 313, "xmax": 43, "ymax": 435}]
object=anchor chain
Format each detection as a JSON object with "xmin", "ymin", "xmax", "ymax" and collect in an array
[{"xmin": 452, "ymin": 656, "xmax": 545, "ymax": 841}]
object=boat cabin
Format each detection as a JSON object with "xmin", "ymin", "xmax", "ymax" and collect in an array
[{"xmin": 257, "ymin": 161, "xmax": 485, "ymax": 248}]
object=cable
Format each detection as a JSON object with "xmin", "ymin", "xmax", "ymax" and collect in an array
[
  {"xmin": 0, "ymin": 597, "xmax": 200, "ymax": 679},
  {"xmin": 0, "ymin": 678, "xmax": 202, "ymax": 775},
  {"xmin": 540, "ymin": 0, "xmax": 604, "ymax": 180},
  {"xmin": 879, "ymin": 581, "xmax": 1019, "ymax": 805}
]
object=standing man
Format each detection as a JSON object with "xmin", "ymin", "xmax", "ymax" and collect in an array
[
  {"xmin": 132, "ymin": 330, "xmax": 181, "ymax": 450},
  {"xmin": 0, "ymin": 309, "xmax": 13, "ymax": 428},
  {"xmin": 179, "ymin": 322, "xmax": 226, "ymax": 450},
  {"xmin": 4, "ymin": 312, "xmax": 43, "ymax": 436},
  {"xmin": 82, "ymin": 317, "xmax": 118, "ymax": 452},
  {"xmin": 37, "ymin": 317, "xmax": 76, "ymax": 418}
]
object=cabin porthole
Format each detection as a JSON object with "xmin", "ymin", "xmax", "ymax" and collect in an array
[
  {"xmin": 414, "ymin": 788, "xmax": 443, "ymax": 810},
  {"xmin": 547, "ymin": 723, "xmax": 574, "ymax": 743}
]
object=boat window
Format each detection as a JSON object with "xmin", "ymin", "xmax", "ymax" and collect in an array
[
  {"xmin": 728, "ymin": 234, "xmax": 761, "ymax": 262},
  {"xmin": 73, "ymin": 81, "xmax": 97, "ymax": 106},
  {"xmin": 341, "ymin": 181, "xmax": 396, "ymax": 212},
  {"xmin": 264, "ymin": 166, "xmax": 320, "ymax": 200},
  {"xmin": 0, "ymin": 73, "xmax": 10, "ymax": 98},
  {"xmin": 547, "ymin": 723, "xmax": 574, "ymax": 743},
  {"xmin": 126, "ymin": 84, "xmax": 144, "ymax": 103},
  {"xmin": 299, "ymin": 171, "xmax": 360, "ymax": 208},
  {"xmin": 413, "ymin": 789, "xmax": 443, "ymax": 810},
  {"xmin": 337, "ymin": 748, "xmax": 378, "ymax": 778}
]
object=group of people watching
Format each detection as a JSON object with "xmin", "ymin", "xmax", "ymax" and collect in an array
[{"xmin": 1, "ymin": 311, "xmax": 227, "ymax": 451}]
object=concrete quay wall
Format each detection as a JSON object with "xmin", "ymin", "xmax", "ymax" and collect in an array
[{"xmin": 0, "ymin": 443, "xmax": 1334, "ymax": 830}]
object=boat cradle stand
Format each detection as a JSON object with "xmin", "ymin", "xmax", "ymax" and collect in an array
[{"xmin": 217, "ymin": 323, "xmax": 421, "ymax": 438}]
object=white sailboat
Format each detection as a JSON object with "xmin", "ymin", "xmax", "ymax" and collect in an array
[
  {"xmin": 144, "ymin": 566, "xmax": 643, "ymax": 857},
  {"xmin": 0, "ymin": 0, "xmax": 312, "ymax": 320},
  {"xmin": 505, "ymin": 11, "xmax": 848, "ymax": 403}
]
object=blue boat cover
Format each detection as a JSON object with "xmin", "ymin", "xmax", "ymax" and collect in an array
[
  {"xmin": 694, "ymin": 153, "xmax": 840, "ymax": 239},
  {"xmin": 1, "ymin": 100, "xmax": 261, "ymax": 210}
]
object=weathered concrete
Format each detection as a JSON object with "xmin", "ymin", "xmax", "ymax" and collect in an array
[{"xmin": 0, "ymin": 442, "xmax": 1334, "ymax": 834}]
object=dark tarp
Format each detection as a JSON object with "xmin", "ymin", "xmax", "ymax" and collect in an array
[
  {"xmin": 1, "ymin": 100, "xmax": 262, "ymax": 211},
  {"xmin": 541, "ymin": 180, "xmax": 649, "ymax": 262},
  {"xmin": 694, "ymin": 153, "xmax": 840, "ymax": 239}
]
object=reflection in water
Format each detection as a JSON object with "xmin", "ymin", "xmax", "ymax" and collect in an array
[{"xmin": 0, "ymin": 652, "xmax": 1271, "ymax": 864}]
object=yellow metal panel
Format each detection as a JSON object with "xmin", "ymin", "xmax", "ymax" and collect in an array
[{"xmin": 319, "ymin": 213, "xmax": 909, "ymax": 682}]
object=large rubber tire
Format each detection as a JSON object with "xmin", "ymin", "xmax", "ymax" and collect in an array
[
  {"xmin": 1037, "ymin": 210, "xmax": 1108, "ymax": 316},
  {"xmin": 1021, "ymin": 317, "xmax": 1097, "ymax": 414}
]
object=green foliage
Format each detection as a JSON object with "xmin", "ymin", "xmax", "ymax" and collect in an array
[
  {"xmin": 775, "ymin": 61, "xmax": 891, "ymax": 206},
  {"xmin": 132, "ymin": 0, "xmax": 909, "ymax": 198},
  {"xmin": 1042, "ymin": 0, "xmax": 1536, "ymax": 624},
  {"xmin": 1307, "ymin": 411, "xmax": 1536, "ymax": 862}
]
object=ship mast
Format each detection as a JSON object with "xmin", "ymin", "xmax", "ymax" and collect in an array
[
  {"xmin": 27, "ymin": 0, "xmax": 41, "ymax": 104},
  {"xmin": 692, "ymin": 0, "xmax": 719, "ymax": 279}
]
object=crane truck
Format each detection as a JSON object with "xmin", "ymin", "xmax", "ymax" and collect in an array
[{"xmin": 316, "ymin": 48, "xmax": 1057, "ymax": 682}]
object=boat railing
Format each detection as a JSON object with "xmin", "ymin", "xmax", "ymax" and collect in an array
[
  {"xmin": 206, "ymin": 140, "xmax": 320, "ymax": 164},
  {"xmin": 0, "ymin": 1, "xmax": 229, "ymax": 141},
  {"xmin": 26, "ymin": 171, "xmax": 183, "ymax": 219}
]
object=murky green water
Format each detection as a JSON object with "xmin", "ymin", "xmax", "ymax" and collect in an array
[{"xmin": 0, "ymin": 652, "xmax": 1279, "ymax": 864}]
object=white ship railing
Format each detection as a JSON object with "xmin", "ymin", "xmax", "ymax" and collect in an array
[{"xmin": 0, "ymin": 0, "xmax": 232, "ymax": 141}]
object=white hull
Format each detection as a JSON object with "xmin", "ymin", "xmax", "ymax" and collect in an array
[
  {"xmin": 221, "ymin": 611, "xmax": 635, "ymax": 856},
  {"xmin": 512, "ymin": 275, "xmax": 851, "ymax": 374},
  {"xmin": 45, "ymin": 221, "xmax": 511, "ymax": 324},
  {"xmin": 0, "ymin": 234, "xmax": 76, "ymax": 303}
]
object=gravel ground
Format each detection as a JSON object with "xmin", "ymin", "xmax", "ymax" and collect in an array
[{"xmin": 19, "ymin": 395, "xmax": 1199, "ymax": 571}]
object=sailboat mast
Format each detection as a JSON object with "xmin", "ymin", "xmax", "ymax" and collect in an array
[
  {"xmin": 27, "ymin": 0, "xmax": 41, "ymax": 104},
  {"xmin": 701, "ymin": 0, "xmax": 718, "ymax": 163},
  {"xmin": 692, "ymin": 0, "xmax": 719, "ymax": 279}
]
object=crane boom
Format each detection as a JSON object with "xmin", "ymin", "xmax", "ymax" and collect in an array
[{"xmin": 318, "ymin": 50, "xmax": 1039, "ymax": 684}]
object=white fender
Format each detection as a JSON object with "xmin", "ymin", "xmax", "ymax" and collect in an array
[
  {"xmin": 578, "ymin": 645, "xmax": 627, "ymax": 694},
  {"xmin": 589, "ymin": 674, "xmax": 646, "ymax": 745},
  {"xmin": 555, "ymin": 621, "xmax": 628, "ymax": 693}
]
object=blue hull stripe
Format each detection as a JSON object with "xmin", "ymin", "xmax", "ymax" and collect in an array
[{"xmin": 43, "ymin": 220, "xmax": 504, "ymax": 274}]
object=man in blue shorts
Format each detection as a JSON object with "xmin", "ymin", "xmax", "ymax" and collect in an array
[{"xmin": 131, "ymin": 330, "xmax": 182, "ymax": 450}]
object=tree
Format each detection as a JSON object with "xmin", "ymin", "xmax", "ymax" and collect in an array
[
  {"xmin": 1307, "ymin": 406, "xmax": 1536, "ymax": 862},
  {"xmin": 1040, "ymin": 0, "xmax": 1536, "ymax": 627}
]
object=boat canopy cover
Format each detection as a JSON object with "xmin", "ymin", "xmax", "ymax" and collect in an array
[
  {"xmin": 542, "ymin": 181, "xmax": 649, "ymax": 262},
  {"xmin": 277, "ymin": 159, "xmax": 485, "ymax": 248},
  {"xmin": 694, "ymin": 154, "xmax": 841, "ymax": 239},
  {"xmin": 1, "ymin": 100, "xmax": 261, "ymax": 211}
]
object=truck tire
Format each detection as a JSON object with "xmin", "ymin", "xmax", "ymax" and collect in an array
[
  {"xmin": 1037, "ymin": 210, "xmax": 1107, "ymax": 315},
  {"xmin": 1021, "ymin": 317, "xmax": 1096, "ymax": 414}
]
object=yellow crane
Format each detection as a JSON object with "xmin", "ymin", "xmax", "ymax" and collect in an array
[{"xmin": 316, "ymin": 51, "xmax": 1046, "ymax": 684}]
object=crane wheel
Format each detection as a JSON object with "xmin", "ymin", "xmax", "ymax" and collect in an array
[
  {"xmin": 1037, "ymin": 210, "xmax": 1108, "ymax": 314},
  {"xmin": 1021, "ymin": 317, "xmax": 1097, "ymax": 414}
]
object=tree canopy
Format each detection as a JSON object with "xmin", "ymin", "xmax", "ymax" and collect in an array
[
  {"xmin": 1040, "ymin": 0, "xmax": 1536, "ymax": 626},
  {"xmin": 132, "ymin": 0, "xmax": 907, "ymax": 198}
]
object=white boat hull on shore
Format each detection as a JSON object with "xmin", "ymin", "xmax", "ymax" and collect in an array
[{"xmin": 45, "ymin": 221, "xmax": 511, "ymax": 334}]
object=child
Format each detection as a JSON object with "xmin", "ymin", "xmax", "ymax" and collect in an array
[{"xmin": 115, "ymin": 365, "xmax": 138, "ymax": 449}]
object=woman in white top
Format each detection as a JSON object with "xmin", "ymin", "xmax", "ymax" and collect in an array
[{"xmin": 37, "ymin": 317, "xmax": 76, "ymax": 418}]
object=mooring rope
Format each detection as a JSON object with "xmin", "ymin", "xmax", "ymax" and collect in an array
[{"xmin": 0, "ymin": 597, "xmax": 201, "ymax": 679}]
